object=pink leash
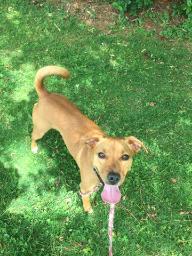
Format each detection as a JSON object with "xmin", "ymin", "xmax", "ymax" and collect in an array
[
  {"xmin": 108, "ymin": 203, "xmax": 115, "ymax": 256},
  {"xmin": 92, "ymin": 168, "xmax": 122, "ymax": 255},
  {"xmin": 101, "ymin": 184, "xmax": 121, "ymax": 256},
  {"xmin": 80, "ymin": 185, "xmax": 118, "ymax": 256}
]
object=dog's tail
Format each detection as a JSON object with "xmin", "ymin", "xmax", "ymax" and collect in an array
[{"xmin": 34, "ymin": 66, "xmax": 70, "ymax": 97}]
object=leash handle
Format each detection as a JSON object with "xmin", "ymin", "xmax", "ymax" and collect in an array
[{"xmin": 109, "ymin": 204, "xmax": 115, "ymax": 256}]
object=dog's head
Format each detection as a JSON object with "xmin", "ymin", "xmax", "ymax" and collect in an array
[{"xmin": 86, "ymin": 135, "xmax": 146, "ymax": 185}]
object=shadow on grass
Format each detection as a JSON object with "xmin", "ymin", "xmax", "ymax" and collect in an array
[
  {"xmin": 0, "ymin": 212, "xmax": 57, "ymax": 256},
  {"xmin": 0, "ymin": 187, "xmax": 109, "ymax": 256},
  {"xmin": 0, "ymin": 212, "xmax": 96, "ymax": 256},
  {"xmin": 0, "ymin": 162, "xmax": 19, "ymax": 213},
  {"xmin": 31, "ymin": 129, "xmax": 81, "ymax": 194}
]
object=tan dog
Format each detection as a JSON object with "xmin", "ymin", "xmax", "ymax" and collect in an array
[{"xmin": 31, "ymin": 66, "xmax": 146, "ymax": 212}]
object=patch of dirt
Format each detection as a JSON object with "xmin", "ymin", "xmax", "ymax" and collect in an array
[
  {"xmin": 32, "ymin": 0, "xmax": 186, "ymax": 36},
  {"xmin": 63, "ymin": 0, "xmax": 118, "ymax": 32},
  {"xmin": 31, "ymin": 0, "xmax": 118, "ymax": 32}
]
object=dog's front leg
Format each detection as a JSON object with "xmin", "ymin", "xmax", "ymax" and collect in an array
[
  {"xmin": 79, "ymin": 167, "xmax": 100, "ymax": 213},
  {"xmin": 81, "ymin": 195, "xmax": 93, "ymax": 213},
  {"xmin": 80, "ymin": 181, "xmax": 98, "ymax": 213}
]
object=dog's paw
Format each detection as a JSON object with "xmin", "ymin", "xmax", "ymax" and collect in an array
[
  {"xmin": 86, "ymin": 208, "xmax": 93, "ymax": 214},
  {"xmin": 31, "ymin": 145, "xmax": 38, "ymax": 154}
]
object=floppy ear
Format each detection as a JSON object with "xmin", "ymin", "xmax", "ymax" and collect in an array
[
  {"xmin": 85, "ymin": 137, "xmax": 100, "ymax": 148},
  {"xmin": 125, "ymin": 136, "xmax": 148, "ymax": 154}
]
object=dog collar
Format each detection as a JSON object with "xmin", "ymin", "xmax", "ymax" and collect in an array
[
  {"xmin": 79, "ymin": 167, "xmax": 104, "ymax": 197},
  {"xmin": 79, "ymin": 183, "xmax": 102, "ymax": 197}
]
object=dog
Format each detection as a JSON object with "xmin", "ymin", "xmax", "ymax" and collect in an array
[{"xmin": 31, "ymin": 66, "xmax": 146, "ymax": 212}]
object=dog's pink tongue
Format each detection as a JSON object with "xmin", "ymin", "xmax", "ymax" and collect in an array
[{"xmin": 101, "ymin": 184, "xmax": 121, "ymax": 204}]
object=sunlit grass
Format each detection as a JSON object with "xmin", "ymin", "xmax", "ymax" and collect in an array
[{"xmin": 8, "ymin": 189, "xmax": 81, "ymax": 219}]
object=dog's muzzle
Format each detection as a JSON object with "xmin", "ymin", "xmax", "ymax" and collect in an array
[{"xmin": 107, "ymin": 171, "xmax": 120, "ymax": 185}]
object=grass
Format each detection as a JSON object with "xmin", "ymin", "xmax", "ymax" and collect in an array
[{"xmin": 0, "ymin": 0, "xmax": 192, "ymax": 255}]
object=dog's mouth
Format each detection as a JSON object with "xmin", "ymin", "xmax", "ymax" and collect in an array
[
  {"xmin": 101, "ymin": 183, "xmax": 121, "ymax": 204},
  {"xmin": 93, "ymin": 167, "xmax": 122, "ymax": 204}
]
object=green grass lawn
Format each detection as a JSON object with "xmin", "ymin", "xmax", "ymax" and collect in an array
[{"xmin": 0, "ymin": 1, "xmax": 192, "ymax": 255}]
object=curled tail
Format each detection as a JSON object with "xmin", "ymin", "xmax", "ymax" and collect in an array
[{"xmin": 34, "ymin": 65, "xmax": 70, "ymax": 97}]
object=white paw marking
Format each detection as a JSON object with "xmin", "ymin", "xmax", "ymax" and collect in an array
[
  {"xmin": 88, "ymin": 208, "xmax": 93, "ymax": 214},
  {"xmin": 31, "ymin": 146, "xmax": 38, "ymax": 154}
]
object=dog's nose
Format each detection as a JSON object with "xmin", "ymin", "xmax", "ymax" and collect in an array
[{"xmin": 107, "ymin": 171, "xmax": 120, "ymax": 185}]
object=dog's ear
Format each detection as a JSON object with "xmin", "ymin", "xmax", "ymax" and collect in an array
[
  {"xmin": 85, "ymin": 137, "xmax": 100, "ymax": 148},
  {"xmin": 125, "ymin": 136, "xmax": 148, "ymax": 154}
]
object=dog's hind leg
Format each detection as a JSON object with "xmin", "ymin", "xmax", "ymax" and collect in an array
[
  {"xmin": 31, "ymin": 125, "xmax": 50, "ymax": 153},
  {"xmin": 31, "ymin": 103, "xmax": 50, "ymax": 153}
]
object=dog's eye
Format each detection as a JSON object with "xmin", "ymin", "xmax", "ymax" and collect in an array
[
  {"xmin": 121, "ymin": 154, "xmax": 129, "ymax": 161},
  {"xmin": 98, "ymin": 152, "xmax": 106, "ymax": 159}
]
